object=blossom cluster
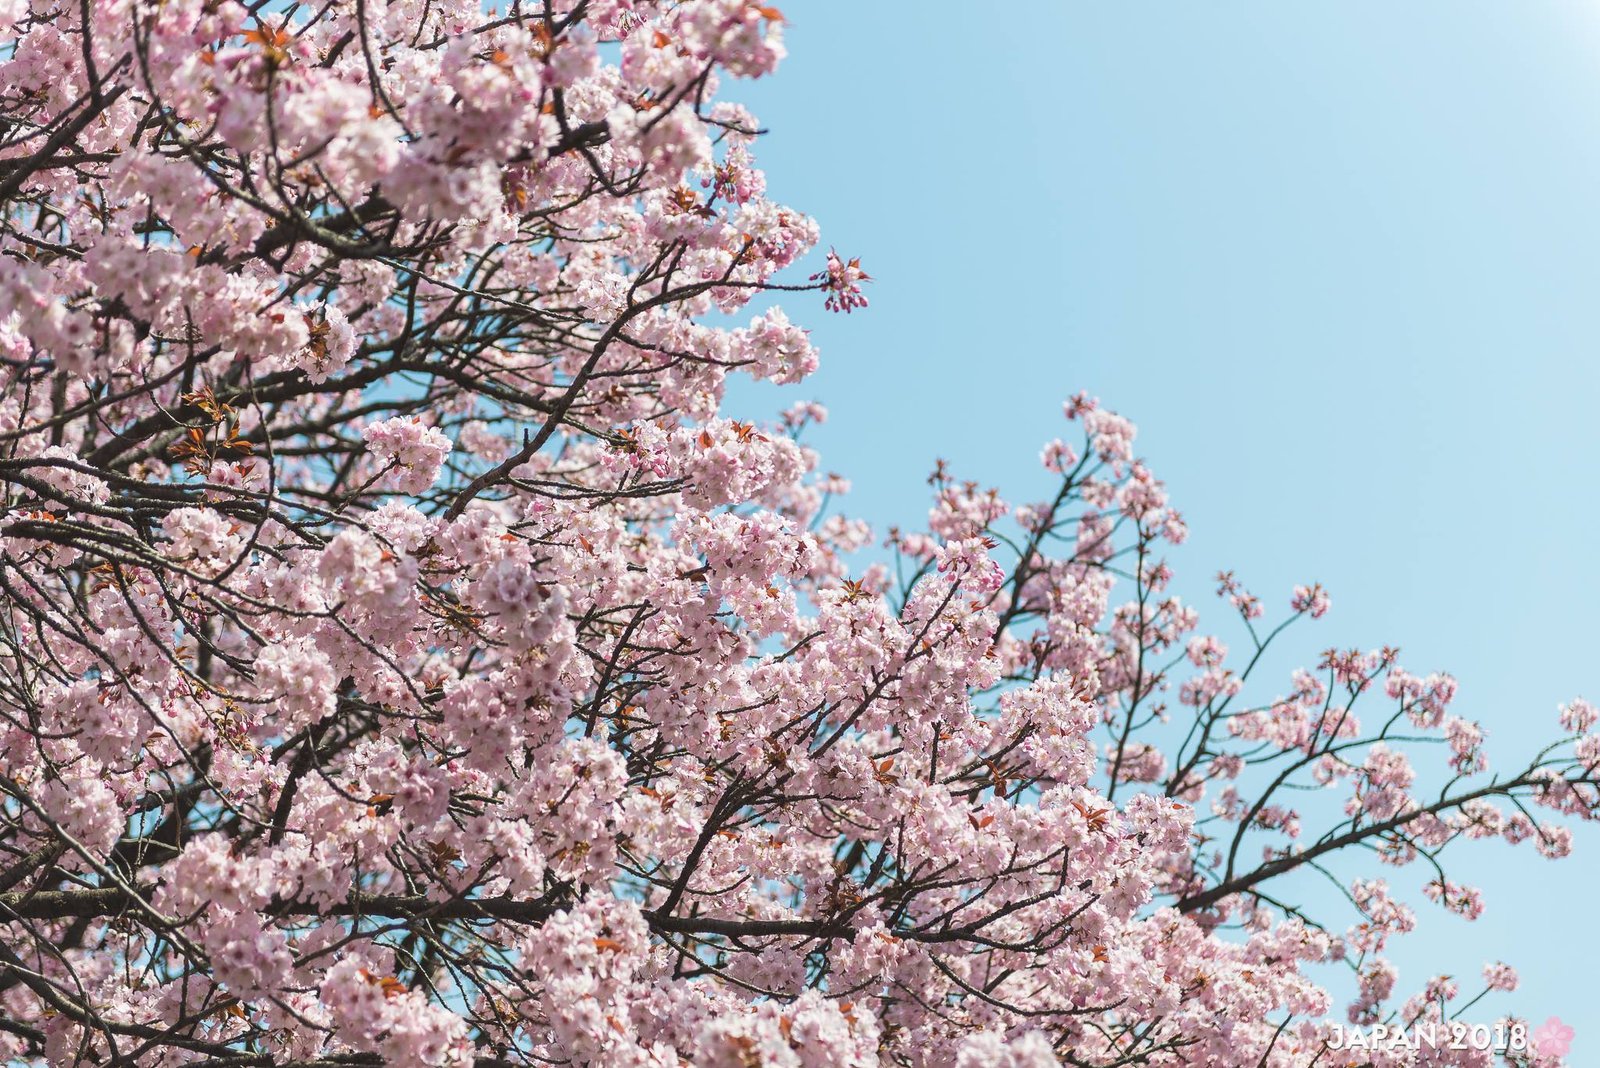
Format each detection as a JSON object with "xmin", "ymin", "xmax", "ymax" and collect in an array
[{"xmin": 0, "ymin": 2, "xmax": 1594, "ymax": 1068}]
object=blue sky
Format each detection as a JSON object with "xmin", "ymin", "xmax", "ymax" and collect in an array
[{"xmin": 730, "ymin": 1, "xmax": 1600, "ymax": 1051}]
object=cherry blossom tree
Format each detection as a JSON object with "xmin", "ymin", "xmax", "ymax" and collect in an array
[{"xmin": 0, "ymin": 2, "xmax": 1595, "ymax": 1066}]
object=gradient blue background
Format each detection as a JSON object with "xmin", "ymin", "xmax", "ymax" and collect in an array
[{"xmin": 729, "ymin": 1, "xmax": 1600, "ymax": 1052}]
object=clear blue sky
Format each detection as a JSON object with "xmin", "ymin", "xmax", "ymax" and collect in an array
[{"xmin": 730, "ymin": 1, "xmax": 1600, "ymax": 1051}]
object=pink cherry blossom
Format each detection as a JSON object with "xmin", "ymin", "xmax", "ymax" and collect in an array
[{"xmin": 0, "ymin": 4, "xmax": 1592, "ymax": 1067}]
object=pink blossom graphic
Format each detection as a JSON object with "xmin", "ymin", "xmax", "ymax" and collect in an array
[{"xmin": 1533, "ymin": 1016, "xmax": 1575, "ymax": 1059}]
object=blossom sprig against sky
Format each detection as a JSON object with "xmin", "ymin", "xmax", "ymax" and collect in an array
[{"xmin": 0, "ymin": 1, "xmax": 1595, "ymax": 1066}]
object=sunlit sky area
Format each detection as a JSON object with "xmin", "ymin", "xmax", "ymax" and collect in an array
[{"xmin": 731, "ymin": 2, "xmax": 1600, "ymax": 1050}]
